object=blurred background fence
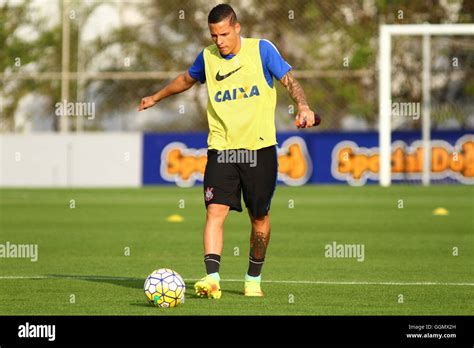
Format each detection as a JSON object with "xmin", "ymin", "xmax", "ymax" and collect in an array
[{"xmin": 1, "ymin": 0, "xmax": 473, "ymax": 133}]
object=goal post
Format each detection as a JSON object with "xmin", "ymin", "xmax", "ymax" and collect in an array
[{"xmin": 378, "ymin": 24, "xmax": 474, "ymax": 187}]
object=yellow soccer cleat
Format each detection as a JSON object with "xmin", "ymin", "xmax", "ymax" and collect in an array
[
  {"xmin": 244, "ymin": 280, "xmax": 264, "ymax": 297},
  {"xmin": 194, "ymin": 275, "xmax": 222, "ymax": 299}
]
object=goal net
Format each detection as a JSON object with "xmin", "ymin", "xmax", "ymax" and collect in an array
[{"xmin": 378, "ymin": 24, "xmax": 474, "ymax": 186}]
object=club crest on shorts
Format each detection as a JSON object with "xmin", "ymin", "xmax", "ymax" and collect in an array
[{"xmin": 205, "ymin": 187, "xmax": 214, "ymax": 202}]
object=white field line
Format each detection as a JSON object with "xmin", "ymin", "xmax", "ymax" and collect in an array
[{"xmin": 0, "ymin": 275, "xmax": 473, "ymax": 286}]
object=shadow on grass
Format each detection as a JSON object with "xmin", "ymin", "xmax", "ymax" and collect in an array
[
  {"xmin": 47, "ymin": 274, "xmax": 144, "ymax": 289},
  {"xmin": 223, "ymin": 289, "xmax": 244, "ymax": 296},
  {"xmin": 46, "ymin": 274, "xmax": 200, "ymax": 298},
  {"xmin": 129, "ymin": 302, "xmax": 151, "ymax": 308},
  {"xmin": 45, "ymin": 275, "xmax": 246, "ymax": 301}
]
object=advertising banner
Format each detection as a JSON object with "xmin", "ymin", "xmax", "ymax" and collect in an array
[{"xmin": 143, "ymin": 131, "xmax": 473, "ymax": 186}]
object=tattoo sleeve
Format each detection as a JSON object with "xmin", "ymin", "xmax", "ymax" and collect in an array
[{"xmin": 280, "ymin": 71, "xmax": 308, "ymax": 108}]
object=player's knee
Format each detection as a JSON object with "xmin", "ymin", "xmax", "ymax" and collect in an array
[
  {"xmin": 206, "ymin": 204, "xmax": 229, "ymax": 221},
  {"xmin": 250, "ymin": 214, "xmax": 269, "ymax": 229}
]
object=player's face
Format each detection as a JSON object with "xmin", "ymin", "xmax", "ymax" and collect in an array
[{"xmin": 209, "ymin": 18, "xmax": 241, "ymax": 56}]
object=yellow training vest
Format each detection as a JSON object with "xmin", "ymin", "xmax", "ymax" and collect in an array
[{"xmin": 203, "ymin": 38, "xmax": 277, "ymax": 150}]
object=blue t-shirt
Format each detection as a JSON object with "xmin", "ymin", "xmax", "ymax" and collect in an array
[{"xmin": 188, "ymin": 39, "xmax": 292, "ymax": 88}]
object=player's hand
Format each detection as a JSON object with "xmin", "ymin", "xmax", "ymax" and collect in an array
[
  {"xmin": 295, "ymin": 105, "xmax": 316, "ymax": 128},
  {"xmin": 138, "ymin": 95, "xmax": 158, "ymax": 111}
]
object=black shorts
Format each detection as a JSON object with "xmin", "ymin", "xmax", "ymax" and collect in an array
[{"xmin": 203, "ymin": 145, "xmax": 278, "ymax": 218}]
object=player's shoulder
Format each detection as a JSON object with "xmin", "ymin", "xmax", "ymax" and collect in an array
[
  {"xmin": 244, "ymin": 37, "xmax": 260, "ymax": 44},
  {"xmin": 258, "ymin": 39, "xmax": 282, "ymax": 56},
  {"xmin": 202, "ymin": 44, "xmax": 219, "ymax": 59},
  {"xmin": 203, "ymin": 43, "xmax": 219, "ymax": 57}
]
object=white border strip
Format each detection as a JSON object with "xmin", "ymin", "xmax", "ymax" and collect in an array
[{"xmin": 1, "ymin": 275, "xmax": 472, "ymax": 286}]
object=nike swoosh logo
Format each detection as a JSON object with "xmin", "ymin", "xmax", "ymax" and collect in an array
[{"xmin": 215, "ymin": 66, "xmax": 243, "ymax": 81}]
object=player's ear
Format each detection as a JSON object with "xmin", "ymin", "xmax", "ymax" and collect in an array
[{"xmin": 234, "ymin": 22, "xmax": 241, "ymax": 35}]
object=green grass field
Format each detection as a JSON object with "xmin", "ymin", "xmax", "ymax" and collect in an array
[{"xmin": 0, "ymin": 186, "xmax": 473, "ymax": 315}]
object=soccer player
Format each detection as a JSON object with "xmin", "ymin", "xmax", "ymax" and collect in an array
[{"xmin": 139, "ymin": 4, "xmax": 316, "ymax": 298}]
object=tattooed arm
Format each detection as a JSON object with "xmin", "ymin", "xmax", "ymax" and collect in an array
[{"xmin": 279, "ymin": 71, "xmax": 316, "ymax": 128}]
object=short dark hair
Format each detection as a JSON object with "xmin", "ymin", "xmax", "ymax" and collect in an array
[{"xmin": 208, "ymin": 4, "xmax": 238, "ymax": 25}]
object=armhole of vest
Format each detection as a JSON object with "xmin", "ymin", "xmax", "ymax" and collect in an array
[
  {"xmin": 257, "ymin": 39, "xmax": 274, "ymax": 90},
  {"xmin": 203, "ymin": 46, "xmax": 215, "ymax": 76}
]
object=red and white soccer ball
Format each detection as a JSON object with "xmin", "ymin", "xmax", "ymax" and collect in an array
[{"xmin": 144, "ymin": 268, "xmax": 185, "ymax": 308}]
